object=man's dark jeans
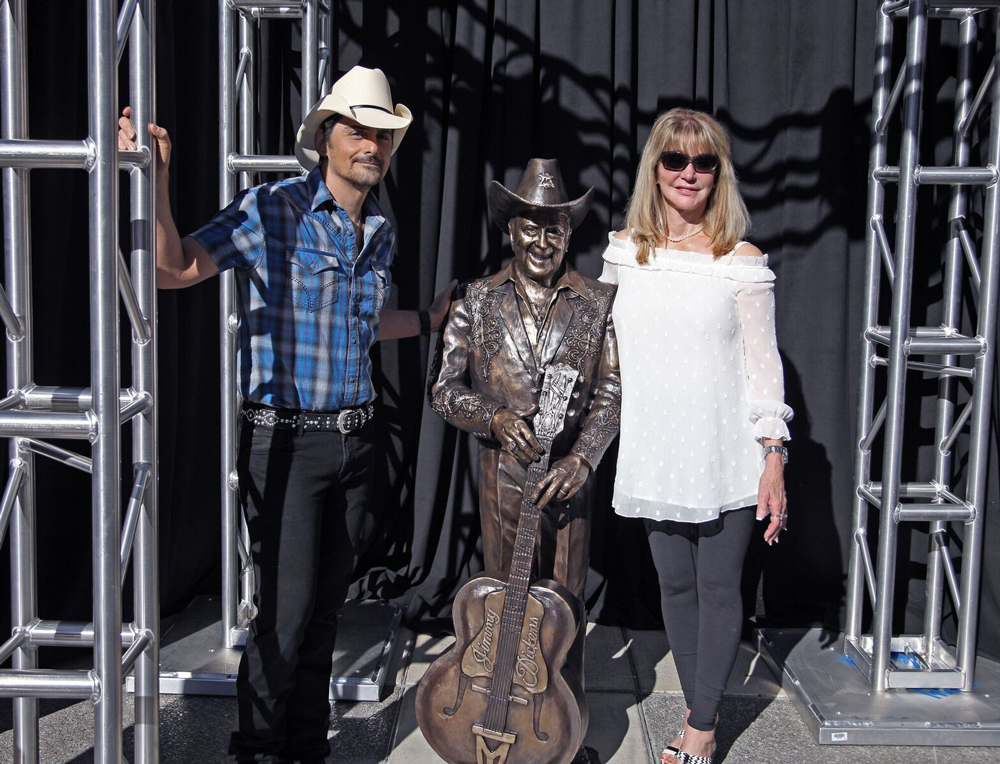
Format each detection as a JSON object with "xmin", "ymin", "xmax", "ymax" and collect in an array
[{"xmin": 228, "ymin": 415, "xmax": 377, "ymax": 763}]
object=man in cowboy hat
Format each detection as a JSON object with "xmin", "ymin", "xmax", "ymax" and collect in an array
[
  {"xmin": 429, "ymin": 157, "xmax": 621, "ymax": 605},
  {"xmin": 119, "ymin": 65, "xmax": 454, "ymax": 763}
]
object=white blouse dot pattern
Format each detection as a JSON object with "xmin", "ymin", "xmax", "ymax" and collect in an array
[{"xmin": 599, "ymin": 234, "xmax": 793, "ymax": 523}]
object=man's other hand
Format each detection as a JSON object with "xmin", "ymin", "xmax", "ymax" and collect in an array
[
  {"xmin": 429, "ymin": 279, "xmax": 458, "ymax": 332},
  {"xmin": 118, "ymin": 106, "xmax": 172, "ymax": 178}
]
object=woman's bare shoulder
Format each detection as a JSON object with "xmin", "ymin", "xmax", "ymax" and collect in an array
[
  {"xmin": 732, "ymin": 241, "xmax": 763, "ymax": 258},
  {"xmin": 613, "ymin": 229, "xmax": 631, "ymax": 241}
]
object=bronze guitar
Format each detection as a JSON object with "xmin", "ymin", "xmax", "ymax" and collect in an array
[{"xmin": 416, "ymin": 363, "xmax": 587, "ymax": 764}]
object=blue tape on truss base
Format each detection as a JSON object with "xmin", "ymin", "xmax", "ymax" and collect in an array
[
  {"xmin": 908, "ymin": 687, "xmax": 962, "ymax": 698},
  {"xmin": 892, "ymin": 651, "xmax": 926, "ymax": 670},
  {"xmin": 833, "ymin": 653, "xmax": 980, "ymax": 698}
]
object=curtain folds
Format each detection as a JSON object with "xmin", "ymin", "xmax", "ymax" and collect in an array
[{"xmin": 0, "ymin": 0, "xmax": 997, "ymax": 662}]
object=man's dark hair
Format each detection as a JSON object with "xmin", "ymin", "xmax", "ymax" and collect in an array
[{"xmin": 320, "ymin": 114, "xmax": 340, "ymax": 142}]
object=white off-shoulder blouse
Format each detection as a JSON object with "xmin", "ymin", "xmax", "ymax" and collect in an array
[{"xmin": 600, "ymin": 234, "xmax": 793, "ymax": 523}]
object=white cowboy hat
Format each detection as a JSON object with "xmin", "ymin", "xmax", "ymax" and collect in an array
[{"xmin": 294, "ymin": 65, "xmax": 412, "ymax": 170}]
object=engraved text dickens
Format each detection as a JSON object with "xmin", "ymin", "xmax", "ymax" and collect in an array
[{"xmin": 514, "ymin": 616, "xmax": 541, "ymax": 688}]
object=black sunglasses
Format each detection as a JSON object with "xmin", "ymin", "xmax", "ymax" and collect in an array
[{"xmin": 659, "ymin": 151, "xmax": 720, "ymax": 174}]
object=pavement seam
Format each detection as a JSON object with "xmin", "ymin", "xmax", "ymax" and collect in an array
[
  {"xmin": 617, "ymin": 623, "xmax": 659, "ymax": 763},
  {"xmin": 397, "ymin": 628, "xmax": 416, "ymax": 689},
  {"xmin": 383, "ymin": 627, "xmax": 414, "ymax": 764},
  {"xmin": 381, "ymin": 685, "xmax": 406, "ymax": 764}
]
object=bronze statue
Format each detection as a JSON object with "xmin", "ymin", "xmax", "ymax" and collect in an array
[
  {"xmin": 417, "ymin": 363, "xmax": 590, "ymax": 764},
  {"xmin": 418, "ymin": 159, "xmax": 620, "ymax": 764},
  {"xmin": 429, "ymin": 157, "xmax": 621, "ymax": 602}
]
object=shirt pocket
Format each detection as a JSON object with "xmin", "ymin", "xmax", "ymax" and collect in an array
[{"xmin": 286, "ymin": 246, "xmax": 341, "ymax": 312}]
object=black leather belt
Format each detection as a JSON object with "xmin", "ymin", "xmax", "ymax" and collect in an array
[{"xmin": 242, "ymin": 402, "xmax": 375, "ymax": 434}]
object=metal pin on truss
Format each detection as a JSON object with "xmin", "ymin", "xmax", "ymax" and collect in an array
[
  {"xmin": 118, "ymin": 247, "xmax": 151, "ymax": 342},
  {"xmin": 18, "ymin": 437, "xmax": 93, "ymax": 473},
  {"xmin": 961, "ymin": 54, "xmax": 996, "ymax": 136},
  {"xmin": 120, "ymin": 464, "xmax": 152, "ymax": 579},
  {"xmin": 0, "ymin": 280, "xmax": 24, "ymax": 339},
  {"xmin": 0, "ymin": 459, "xmax": 27, "ymax": 545},
  {"xmin": 872, "ymin": 215, "xmax": 896, "ymax": 283},
  {"xmin": 954, "ymin": 216, "xmax": 983, "ymax": 290}
]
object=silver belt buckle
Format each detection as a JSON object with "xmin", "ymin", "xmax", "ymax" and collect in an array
[{"xmin": 336, "ymin": 407, "xmax": 361, "ymax": 434}]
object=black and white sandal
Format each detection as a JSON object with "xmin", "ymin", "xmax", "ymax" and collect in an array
[
  {"xmin": 659, "ymin": 728, "xmax": 685, "ymax": 762},
  {"xmin": 675, "ymin": 752, "xmax": 713, "ymax": 764}
]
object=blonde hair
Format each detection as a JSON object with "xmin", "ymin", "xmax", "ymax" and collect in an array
[{"xmin": 623, "ymin": 108, "xmax": 750, "ymax": 264}]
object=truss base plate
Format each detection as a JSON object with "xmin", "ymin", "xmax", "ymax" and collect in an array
[
  {"xmin": 756, "ymin": 628, "xmax": 1000, "ymax": 746},
  {"xmin": 125, "ymin": 595, "xmax": 402, "ymax": 701}
]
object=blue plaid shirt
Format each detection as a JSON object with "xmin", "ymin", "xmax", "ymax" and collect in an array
[{"xmin": 190, "ymin": 167, "xmax": 394, "ymax": 411}]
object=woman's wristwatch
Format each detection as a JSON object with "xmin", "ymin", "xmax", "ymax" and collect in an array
[{"xmin": 764, "ymin": 445, "xmax": 789, "ymax": 464}]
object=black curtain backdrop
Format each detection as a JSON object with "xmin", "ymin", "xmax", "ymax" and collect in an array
[{"xmin": 1, "ymin": 1, "xmax": 998, "ymax": 665}]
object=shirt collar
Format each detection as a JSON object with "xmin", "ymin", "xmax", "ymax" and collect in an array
[
  {"xmin": 306, "ymin": 166, "xmax": 334, "ymax": 211},
  {"xmin": 486, "ymin": 261, "xmax": 590, "ymax": 298}
]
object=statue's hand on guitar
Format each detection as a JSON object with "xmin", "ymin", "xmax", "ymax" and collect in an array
[
  {"xmin": 490, "ymin": 406, "xmax": 545, "ymax": 463},
  {"xmin": 531, "ymin": 455, "xmax": 590, "ymax": 510}
]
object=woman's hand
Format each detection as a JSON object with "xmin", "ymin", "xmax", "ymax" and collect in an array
[{"xmin": 756, "ymin": 453, "xmax": 787, "ymax": 544}]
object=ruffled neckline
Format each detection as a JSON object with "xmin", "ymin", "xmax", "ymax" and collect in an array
[{"xmin": 602, "ymin": 233, "xmax": 774, "ymax": 283}]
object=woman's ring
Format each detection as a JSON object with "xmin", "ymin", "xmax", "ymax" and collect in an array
[{"xmin": 771, "ymin": 511, "xmax": 786, "ymax": 521}]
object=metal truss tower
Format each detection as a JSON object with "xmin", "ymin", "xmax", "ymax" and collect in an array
[
  {"xmin": 219, "ymin": 0, "xmax": 331, "ymax": 651},
  {"xmin": 846, "ymin": 0, "xmax": 1000, "ymax": 696},
  {"xmin": 0, "ymin": 1, "xmax": 159, "ymax": 763},
  {"xmin": 760, "ymin": 0, "xmax": 1000, "ymax": 746},
  {"xmin": 149, "ymin": 0, "xmax": 400, "ymax": 704}
]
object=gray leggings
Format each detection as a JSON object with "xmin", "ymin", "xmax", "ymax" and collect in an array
[{"xmin": 645, "ymin": 507, "xmax": 755, "ymax": 732}]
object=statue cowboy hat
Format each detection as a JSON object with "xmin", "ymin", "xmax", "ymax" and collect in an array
[
  {"xmin": 487, "ymin": 158, "xmax": 594, "ymax": 231},
  {"xmin": 294, "ymin": 65, "xmax": 412, "ymax": 170}
]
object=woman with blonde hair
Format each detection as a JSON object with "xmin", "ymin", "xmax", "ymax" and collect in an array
[{"xmin": 600, "ymin": 108, "xmax": 792, "ymax": 763}]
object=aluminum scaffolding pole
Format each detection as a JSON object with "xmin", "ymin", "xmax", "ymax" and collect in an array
[
  {"xmin": 0, "ymin": 0, "xmax": 159, "ymax": 761},
  {"xmin": 845, "ymin": 0, "xmax": 895, "ymax": 656},
  {"xmin": 236, "ymin": 4, "xmax": 259, "ymax": 635},
  {"xmin": 1, "ymin": 2, "xmax": 39, "ymax": 760},
  {"xmin": 956, "ymin": 4, "xmax": 1000, "ymax": 694},
  {"xmin": 302, "ymin": 0, "xmax": 319, "ymax": 113},
  {"xmin": 88, "ymin": 1, "xmax": 123, "ymax": 760},
  {"xmin": 869, "ymin": 0, "xmax": 928, "ymax": 693},
  {"xmin": 758, "ymin": 0, "xmax": 1000, "ymax": 745},
  {"xmin": 219, "ymin": 0, "xmax": 240, "ymax": 651},
  {"xmin": 128, "ymin": 1, "xmax": 160, "ymax": 761},
  {"xmin": 924, "ymin": 8, "xmax": 976, "ymax": 669}
]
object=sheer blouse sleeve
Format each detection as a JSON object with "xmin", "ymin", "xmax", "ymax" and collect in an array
[
  {"xmin": 599, "ymin": 258, "xmax": 619, "ymax": 285},
  {"xmin": 735, "ymin": 278, "xmax": 793, "ymax": 441}
]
